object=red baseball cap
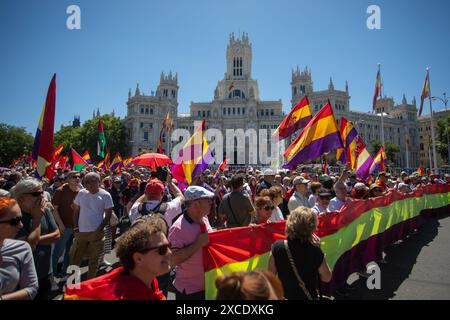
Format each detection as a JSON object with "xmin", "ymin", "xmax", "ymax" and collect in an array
[{"xmin": 145, "ymin": 179, "xmax": 164, "ymax": 195}]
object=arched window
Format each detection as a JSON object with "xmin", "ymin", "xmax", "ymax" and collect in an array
[{"xmin": 228, "ymin": 89, "xmax": 246, "ymax": 99}]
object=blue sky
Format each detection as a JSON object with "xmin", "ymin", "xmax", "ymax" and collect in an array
[{"xmin": 1, "ymin": 0, "xmax": 449, "ymax": 133}]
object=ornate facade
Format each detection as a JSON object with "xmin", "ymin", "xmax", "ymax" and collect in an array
[{"xmin": 124, "ymin": 33, "xmax": 446, "ymax": 168}]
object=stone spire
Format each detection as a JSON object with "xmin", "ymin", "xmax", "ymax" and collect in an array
[
  {"xmin": 135, "ymin": 83, "xmax": 140, "ymax": 96},
  {"xmin": 328, "ymin": 77, "xmax": 334, "ymax": 91},
  {"xmin": 128, "ymin": 88, "xmax": 131, "ymax": 99},
  {"xmin": 402, "ymin": 94, "xmax": 407, "ymax": 105},
  {"xmin": 412, "ymin": 96, "xmax": 417, "ymax": 106},
  {"xmin": 345, "ymin": 80, "xmax": 349, "ymax": 93},
  {"xmin": 96, "ymin": 108, "xmax": 100, "ymax": 118}
]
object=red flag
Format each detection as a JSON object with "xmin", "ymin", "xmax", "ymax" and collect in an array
[
  {"xmin": 373, "ymin": 65, "xmax": 382, "ymax": 113},
  {"xmin": 418, "ymin": 71, "xmax": 430, "ymax": 117},
  {"xmin": 218, "ymin": 158, "xmax": 228, "ymax": 171}
]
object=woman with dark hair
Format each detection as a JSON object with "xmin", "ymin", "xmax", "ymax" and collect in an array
[
  {"xmin": 253, "ymin": 196, "xmax": 275, "ymax": 225},
  {"xmin": 215, "ymin": 269, "xmax": 284, "ymax": 300},
  {"xmin": 269, "ymin": 207, "xmax": 332, "ymax": 300},
  {"xmin": 65, "ymin": 217, "xmax": 169, "ymax": 300}
]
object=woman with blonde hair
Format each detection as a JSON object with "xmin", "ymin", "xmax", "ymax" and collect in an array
[
  {"xmin": 269, "ymin": 206, "xmax": 332, "ymax": 300},
  {"xmin": 0, "ymin": 197, "xmax": 38, "ymax": 300}
]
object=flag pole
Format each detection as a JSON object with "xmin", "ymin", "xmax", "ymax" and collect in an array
[
  {"xmin": 405, "ymin": 135, "xmax": 410, "ymax": 169},
  {"xmin": 379, "ymin": 64, "xmax": 386, "ymax": 147},
  {"xmin": 427, "ymin": 68, "xmax": 438, "ymax": 174}
]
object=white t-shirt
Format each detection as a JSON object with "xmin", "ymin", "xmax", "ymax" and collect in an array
[
  {"xmin": 74, "ymin": 188, "xmax": 114, "ymax": 232},
  {"xmin": 308, "ymin": 194, "xmax": 317, "ymax": 208},
  {"xmin": 328, "ymin": 197, "xmax": 346, "ymax": 212},
  {"xmin": 129, "ymin": 197, "xmax": 182, "ymax": 228},
  {"xmin": 270, "ymin": 206, "xmax": 285, "ymax": 222}
]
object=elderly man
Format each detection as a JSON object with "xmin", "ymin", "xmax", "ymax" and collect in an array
[
  {"xmin": 328, "ymin": 181, "xmax": 349, "ymax": 212},
  {"xmin": 168, "ymin": 186, "xmax": 213, "ymax": 300},
  {"xmin": 287, "ymin": 176, "xmax": 311, "ymax": 212},
  {"xmin": 256, "ymin": 168, "xmax": 276, "ymax": 195},
  {"xmin": 312, "ymin": 189, "xmax": 332, "ymax": 215},
  {"xmin": 70, "ymin": 172, "xmax": 114, "ymax": 279}
]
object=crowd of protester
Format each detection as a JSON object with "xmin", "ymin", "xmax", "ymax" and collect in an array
[{"xmin": 1, "ymin": 163, "xmax": 449, "ymax": 300}]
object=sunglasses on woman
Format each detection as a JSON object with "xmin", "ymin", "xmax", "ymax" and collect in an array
[
  {"xmin": 25, "ymin": 191, "xmax": 44, "ymax": 197},
  {"xmin": 140, "ymin": 243, "xmax": 171, "ymax": 256},
  {"xmin": 260, "ymin": 206, "xmax": 275, "ymax": 211},
  {"xmin": 0, "ymin": 216, "xmax": 23, "ymax": 226}
]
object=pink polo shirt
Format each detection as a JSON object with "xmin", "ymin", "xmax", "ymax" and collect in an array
[{"xmin": 168, "ymin": 213, "xmax": 212, "ymax": 295}]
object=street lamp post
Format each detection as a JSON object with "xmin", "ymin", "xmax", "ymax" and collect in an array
[{"xmin": 432, "ymin": 93, "xmax": 449, "ymax": 166}]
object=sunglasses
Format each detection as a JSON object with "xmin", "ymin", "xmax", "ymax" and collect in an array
[
  {"xmin": 140, "ymin": 243, "xmax": 171, "ymax": 256},
  {"xmin": 260, "ymin": 206, "xmax": 275, "ymax": 211},
  {"xmin": 25, "ymin": 191, "xmax": 44, "ymax": 197},
  {"xmin": 70, "ymin": 175, "xmax": 81, "ymax": 179},
  {"xmin": 0, "ymin": 216, "xmax": 23, "ymax": 226}
]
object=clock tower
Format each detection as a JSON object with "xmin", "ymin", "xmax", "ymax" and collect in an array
[{"xmin": 226, "ymin": 32, "xmax": 252, "ymax": 80}]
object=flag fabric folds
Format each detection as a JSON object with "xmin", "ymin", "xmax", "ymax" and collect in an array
[
  {"xmin": 418, "ymin": 71, "xmax": 430, "ymax": 117},
  {"xmin": 53, "ymin": 144, "xmax": 63, "ymax": 159},
  {"xmin": 218, "ymin": 158, "xmax": 228, "ymax": 172},
  {"xmin": 64, "ymin": 267, "xmax": 165, "ymax": 300},
  {"xmin": 82, "ymin": 151, "xmax": 93, "ymax": 164},
  {"xmin": 336, "ymin": 117, "xmax": 358, "ymax": 167},
  {"xmin": 369, "ymin": 146, "xmax": 387, "ymax": 174},
  {"xmin": 31, "ymin": 74, "xmax": 57, "ymax": 177},
  {"xmin": 354, "ymin": 137, "xmax": 373, "ymax": 180},
  {"xmin": 171, "ymin": 120, "xmax": 214, "ymax": 186},
  {"xmin": 71, "ymin": 148, "xmax": 88, "ymax": 172},
  {"xmin": 272, "ymin": 96, "xmax": 312, "ymax": 140},
  {"xmin": 322, "ymin": 155, "xmax": 330, "ymax": 175},
  {"xmin": 109, "ymin": 153, "xmax": 123, "ymax": 172},
  {"xmin": 373, "ymin": 65, "xmax": 382, "ymax": 112},
  {"xmin": 204, "ymin": 185, "xmax": 450, "ymax": 299},
  {"xmin": 418, "ymin": 165, "xmax": 424, "ymax": 177},
  {"xmin": 282, "ymin": 102, "xmax": 343, "ymax": 169},
  {"xmin": 97, "ymin": 119, "xmax": 107, "ymax": 158}
]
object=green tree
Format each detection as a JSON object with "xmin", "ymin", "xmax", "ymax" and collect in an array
[
  {"xmin": 0, "ymin": 123, "xmax": 34, "ymax": 166},
  {"xmin": 369, "ymin": 139, "xmax": 400, "ymax": 166},
  {"xmin": 435, "ymin": 116, "xmax": 450, "ymax": 164},
  {"xmin": 53, "ymin": 115, "xmax": 129, "ymax": 164},
  {"xmin": 53, "ymin": 125, "xmax": 82, "ymax": 155}
]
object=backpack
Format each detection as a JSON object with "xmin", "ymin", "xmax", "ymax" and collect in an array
[{"xmin": 135, "ymin": 201, "xmax": 169, "ymax": 233}]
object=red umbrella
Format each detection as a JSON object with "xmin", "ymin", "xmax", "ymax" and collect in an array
[{"xmin": 131, "ymin": 153, "xmax": 173, "ymax": 172}]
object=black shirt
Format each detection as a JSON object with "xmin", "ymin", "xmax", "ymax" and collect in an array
[
  {"xmin": 271, "ymin": 239, "xmax": 324, "ymax": 300},
  {"xmin": 256, "ymin": 180, "xmax": 272, "ymax": 195}
]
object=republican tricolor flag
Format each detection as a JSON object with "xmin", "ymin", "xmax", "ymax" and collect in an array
[
  {"xmin": 31, "ymin": 74, "xmax": 56, "ymax": 178},
  {"xmin": 282, "ymin": 102, "xmax": 343, "ymax": 169},
  {"xmin": 336, "ymin": 117, "xmax": 358, "ymax": 168},
  {"xmin": 369, "ymin": 146, "xmax": 387, "ymax": 174},
  {"xmin": 171, "ymin": 120, "xmax": 214, "ymax": 187},
  {"xmin": 82, "ymin": 151, "xmax": 93, "ymax": 164}
]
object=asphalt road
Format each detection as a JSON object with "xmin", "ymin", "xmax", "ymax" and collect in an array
[{"xmin": 337, "ymin": 210, "xmax": 450, "ymax": 300}]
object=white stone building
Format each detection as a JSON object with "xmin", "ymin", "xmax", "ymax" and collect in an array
[{"xmin": 124, "ymin": 32, "xmax": 442, "ymax": 168}]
